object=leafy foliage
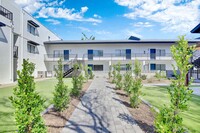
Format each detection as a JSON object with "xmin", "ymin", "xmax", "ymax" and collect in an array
[
  {"xmin": 84, "ymin": 66, "xmax": 89, "ymax": 82},
  {"xmin": 53, "ymin": 59, "xmax": 70, "ymax": 111},
  {"xmin": 88, "ymin": 66, "xmax": 94, "ymax": 79},
  {"xmin": 81, "ymin": 32, "xmax": 95, "ymax": 40},
  {"xmin": 71, "ymin": 63, "xmax": 84, "ymax": 97},
  {"xmin": 123, "ymin": 63, "xmax": 132, "ymax": 95},
  {"xmin": 115, "ymin": 62, "xmax": 123, "ymax": 89},
  {"xmin": 155, "ymin": 36, "xmax": 195, "ymax": 133},
  {"xmin": 9, "ymin": 59, "xmax": 46, "ymax": 133},
  {"xmin": 130, "ymin": 59, "xmax": 142, "ymax": 108}
]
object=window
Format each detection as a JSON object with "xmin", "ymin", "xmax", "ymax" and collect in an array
[
  {"xmin": 156, "ymin": 49, "xmax": 166, "ymax": 56},
  {"xmin": 115, "ymin": 49, "xmax": 126, "ymax": 56},
  {"xmin": 150, "ymin": 64, "xmax": 166, "ymax": 71},
  {"xmin": 27, "ymin": 43, "xmax": 37, "ymax": 54},
  {"xmin": 27, "ymin": 23, "xmax": 38, "ymax": 35},
  {"xmin": 54, "ymin": 50, "xmax": 63, "ymax": 58},
  {"xmin": 93, "ymin": 50, "xmax": 103, "ymax": 57}
]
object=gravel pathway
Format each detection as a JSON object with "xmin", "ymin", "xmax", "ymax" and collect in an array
[{"xmin": 61, "ymin": 76, "xmax": 143, "ymax": 133}]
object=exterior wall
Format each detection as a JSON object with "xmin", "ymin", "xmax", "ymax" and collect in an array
[
  {"xmin": 44, "ymin": 43, "xmax": 176, "ymax": 74},
  {"xmin": 0, "ymin": 0, "xmax": 60, "ymax": 84}
]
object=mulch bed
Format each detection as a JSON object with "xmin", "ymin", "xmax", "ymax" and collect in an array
[
  {"xmin": 108, "ymin": 78, "xmax": 156, "ymax": 133},
  {"xmin": 43, "ymin": 80, "xmax": 92, "ymax": 133}
]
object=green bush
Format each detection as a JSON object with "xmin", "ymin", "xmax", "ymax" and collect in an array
[
  {"xmin": 9, "ymin": 59, "xmax": 46, "ymax": 133},
  {"xmin": 84, "ymin": 66, "xmax": 89, "ymax": 82},
  {"xmin": 130, "ymin": 59, "xmax": 143, "ymax": 108},
  {"xmin": 155, "ymin": 36, "xmax": 195, "ymax": 133},
  {"xmin": 141, "ymin": 74, "xmax": 147, "ymax": 80},
  {"xmin": 71, "ymin": 63, "xmax": 84, "ymax": 97},
  {"xmin": 53, "ymin": 59, "xmax": 70, "ymax": 111},
  {"xmin": 123, "ymin": 62, "xmax": 132, "ymax": 95},
  {"xmin": 88, "ymin": 66, "xmax": 94, "ymax": 79}
]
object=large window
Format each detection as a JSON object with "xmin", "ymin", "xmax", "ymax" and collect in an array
[
  {"xmin": 115, "ymin": 49, "xmax": 126, "ymax": 56},
  {"xmin": 150, "ymin": 64, "xmax": 166, "ymax": 71},
  {"xmin": 93, "ymin": 50, "xmax": 103, "ymax": 57},
  {"xmin": 27, "ymin": 23, "xmax": 38, "ymax": 36},
  {"xmin": 53, "ymin": 50, "xmax": 63, "ymax": 58},
  {"xmin": 156, "ymin": 49, "xmax": 166, "ymax": 56},
  {"xmin": 27, "ymin": 43, "xmax": 37, "ymax": 54}
]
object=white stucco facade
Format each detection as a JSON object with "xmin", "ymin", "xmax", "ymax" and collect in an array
[{"xmin": 0, "ymin": 0, "xmax": 60, "ymax": 84}]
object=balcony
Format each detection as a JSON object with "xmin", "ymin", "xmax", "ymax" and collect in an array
[
  {"xmin": 83, "ymin": 53, "xmax": 172, "ymax": 61},
  {"xmin": 44, "ymin": 54, "xmax": 77, "ymax": 62},
  {"xmin": 0, "ymin": 5, "xmax": 13, "ymax": 21}
]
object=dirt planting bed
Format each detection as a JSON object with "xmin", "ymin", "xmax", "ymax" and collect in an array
[{"xmin": 43, "ymin": 80, "xmax": 92, "ymax": 133}]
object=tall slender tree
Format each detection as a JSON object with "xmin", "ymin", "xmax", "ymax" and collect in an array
[{"xmin": 81, "ymin": 32, "xmax": 95, "ymax": 40}]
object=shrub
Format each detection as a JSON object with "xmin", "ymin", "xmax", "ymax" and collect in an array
[
  {"xmin": 141, "ymin": 74, "xmax": 147, "ymax": 80},
  {"xmin": 53, "ymin": 59, "xmax": 70, "ymax": 111},
  {"xmin": 155, "ymin": 71, "xmax": 162, "ymax": 81},
  {"xmin": 155, "ymin": 36, "xmax": 195, "ymax": 132},
  {"xmin": 9, "ymin": 59, "xmax": 46, "ymax": 133},
  {"xmin": 88, "ymin": 66, "xmax": 94, "ymax": 79},
  {"xmin": 130, "ymin": 59, "xmax": 143, "ymax": 108},
  {"xmin": 123, "ymin": 62, "xmax": 132, "ymax": 95},
  {"xmin": 115, "ymin": 62, "xmax": 123, "ymax": 89},
  {"xmin": 71, "ymin": 63, "xmax": 84, "ymax": 97}
]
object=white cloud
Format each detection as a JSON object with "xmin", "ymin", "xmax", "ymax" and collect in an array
[
  {"xmin": 125, "ymin": 29, "xmax": 142, "ymax": 38},
  {"xmin": 77, "ymin": 27, "xmax": 91, "ymax": 32},
  {"xmin": 15, "ymin": 0, "xmax": 44, "ymax": 14},
  {"xmin": 95, "ymin": 30, "xmax": 111, "ymax": 35},
  {"xmin": 93, "ymin": 14, "xmax": 101, "ymax": 18},
  {"xmin": 115, "ymin": 0, "xmax": 200, "ymax": 33},
  {"xmin": 15, "ymin": 0, "xmax": 102, "ymax": 23},
  {"xmin": 132, "ymin": 22, "xmax": 153, "ymax": 27},
  {"xmin": 45, "ymin": 19, "xmax": 61, "ymax": 25}
]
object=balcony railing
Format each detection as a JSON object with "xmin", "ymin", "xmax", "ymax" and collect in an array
[
  {"xmin": 44, "ymin": 54, "xmax": 77, "ymax": 61},
  {"xmin": 83, "ymin": 53, "xmax": 172, "ymax": 61},
  {"xmin": 0, "ymin": 5, "xmax": 13, "ymax": 21}
]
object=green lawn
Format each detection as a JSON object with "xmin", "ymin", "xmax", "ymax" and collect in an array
[
  {"xmin": 0, "ymin": 78, "xmax": 72, "ymax": 133},
  {"xmin": 142, "ymin": 86, "xmax": 200, "ymax": 133}
]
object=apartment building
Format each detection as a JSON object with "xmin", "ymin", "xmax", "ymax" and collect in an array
[
  {"xmin": 43, "ymin": 39, "xmax": 198, "ymax": 77},
  {"xmin": 0, "ymin": 0, "xmax": 60, "ymax": 84}
]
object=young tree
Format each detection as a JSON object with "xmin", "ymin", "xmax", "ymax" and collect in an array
[
  {"xmin": 155, "ymin": 36, "xmax": 195, "ymax": 133},
  {"xmin": 88, "ymin": 66, "xmax": 94, "ymax": 79},
  {"xmin": 130, "ymin": 59, "xmax": 142, "ymax": 108},
  {"xmin": 123, "ymin": 63, "xmax": 132, "ymax": 95},
  {"xmin": 53, "ymin": 59, "xmax": 70, "ymax": 111},
  {"xmin": 9, "ymin": 59, "xmax": 46, "ymax": 133},
  {"xmin": 115, "ymin": 62, "xmax": 123, "ymax": 89},
  {"xmin": 108, "ymin": 65, "xmax": 112, "ymax": 79},
  {"xmin": 71, "ymin": 63, "xmax": 84, "ymax": 97}
]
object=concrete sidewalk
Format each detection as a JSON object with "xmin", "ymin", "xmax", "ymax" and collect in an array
[{"xmin": 61, "ymin": 76, "xmax": 143, "ymax": 133}]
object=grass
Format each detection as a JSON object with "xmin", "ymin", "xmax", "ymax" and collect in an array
[
  {"xmin": 142, "ymin": 86, "xmax": 200, "ymax": 133},
  {"xmin": 0, "ymin": 78, "xmax": 72, "ymax": 133}
]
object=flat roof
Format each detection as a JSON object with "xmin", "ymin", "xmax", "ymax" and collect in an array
[
  {"xmin": 191, "ymin": 23, "xmax": 200, "ymax": 33},
  {"xmin": 44, "ymin": 39, "xmax": 200, "ymax": 45}
]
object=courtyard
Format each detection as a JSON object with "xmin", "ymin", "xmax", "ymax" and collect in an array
[{"xmin": 0, "ymin": 74, "xmax": 200, "ymax": 133}]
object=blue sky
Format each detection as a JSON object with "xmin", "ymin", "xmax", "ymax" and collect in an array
[{"xmin": 15, "ymin": 0, "xmax": 200, "ymax": 40}]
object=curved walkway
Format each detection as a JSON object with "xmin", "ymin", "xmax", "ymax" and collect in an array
[{"xmin": 61, "ymin": 75, "xmax": 143, "ymax": 133}]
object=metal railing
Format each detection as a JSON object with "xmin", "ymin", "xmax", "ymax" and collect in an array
[
  {"xmin": 44, "ymin": 54, "xmax": 78, "ymax": 61},
  {"xmin": 83, "ymin": 53, "xmax": 172, "ymax": 60},
  {"xmin": 0, "ymin": 5, "xmax": 13, "ymax": 21}
]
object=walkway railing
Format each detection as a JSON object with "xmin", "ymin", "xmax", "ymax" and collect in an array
[
  {"xmin": 44, "ymin": 54, "xmax": 77, "ymax": 62},
  {"xmin": 83, "ymin": 53, "xmax": 172, "ymax": 61},
  {"xmin": 0, "ymin": 5, "xmax": 13, "ymax": 21}
]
